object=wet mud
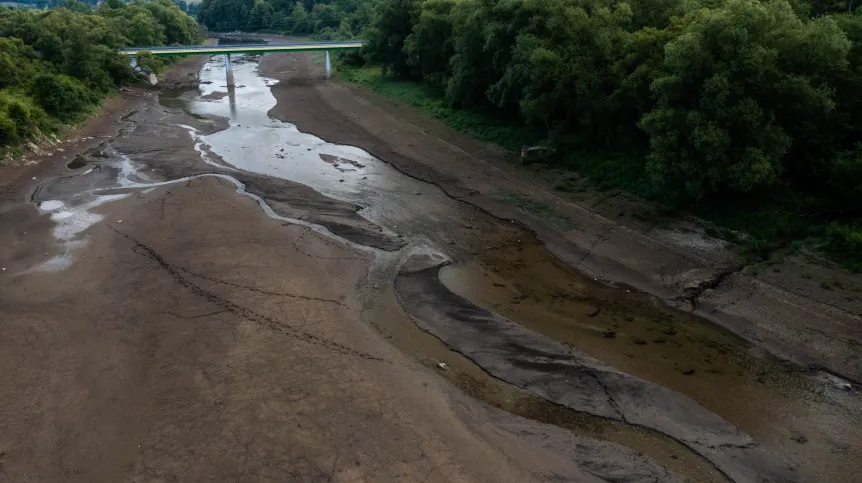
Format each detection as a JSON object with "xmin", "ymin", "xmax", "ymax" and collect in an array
[
  {"xmin": 394, "ymin": 259, "xmax": 802, "ymax": 483},
  {"xmin": 258, "ymin": 49, "xmax": 862, "ymax": 483}
]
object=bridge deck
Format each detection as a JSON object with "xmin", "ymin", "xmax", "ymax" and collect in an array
[{"xmin": 119, "ymin": 41, "xmax": 363, "ymax": 57}]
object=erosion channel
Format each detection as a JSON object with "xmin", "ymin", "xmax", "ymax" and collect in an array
[{"xmin": 0, "ymin": 48, "xmax": 859, "ymax": 483}]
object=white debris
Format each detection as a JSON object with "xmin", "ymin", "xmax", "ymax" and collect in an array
[{"xmin": 437, "ymin": 362, "xmax": 448, "ymax": 370}]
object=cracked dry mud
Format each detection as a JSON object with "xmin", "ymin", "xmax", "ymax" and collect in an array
[{"xmin": 0, "ymin": 46, "xmax": 859, "ymax": 483}]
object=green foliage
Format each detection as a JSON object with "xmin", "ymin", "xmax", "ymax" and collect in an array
[
  {"xmin": 349, "ymin": 0, "xmax": 862, "ymax": 267},
  {"xmin": 135, "ymin": 50, "xmax": 163, "ymax": 74},
  {"xmin": 403, "ymin": 0, "xmax": 455, "ymax": 86},
  {"xmin": 496, "ymin": 190, "xmax": 579, "ymax": 229},
  {"xmin": 31, "ymin": 73, "xmax": 98, "ymax": 118},
  {"xmin": 198, "ymin": 0, "xmax": 358, "ymax": 34},
  {"xmin": 340, "ymin": 65, "xmax": 543, "ymax": 151},
  {"xmin": 363, "ymin": 0, "xmax": 417, "ymax": 76},
  {"xmin": 824, "ymin": 223, "xmax": 862, "ymax": 271},
  {"xmin": 0, "ymin": 92, "xmax": 50, "ymax": 145},
  {"xmin": 0, "ymin": 0, "xmax": 198, "ymax": 155},
  {"xmin": 641, "ymin": 0, "xmax": 849, "ymax": 197}
]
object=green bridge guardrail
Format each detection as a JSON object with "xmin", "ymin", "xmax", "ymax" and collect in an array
[{"xmin": 119, "ymin": 41, "xmax": 363, "ymax": 57}]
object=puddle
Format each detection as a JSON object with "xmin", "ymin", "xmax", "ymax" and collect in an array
[
  {"xmin": 67, "ymin": 156, "xmax": 87, "ymax": 169},
  {"xmin": 30, "ymin": 192, "xmax": 131, "ymax": 272}
]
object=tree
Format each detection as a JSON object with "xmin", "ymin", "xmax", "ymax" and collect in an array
[
  {"xmin": 288, "ymin": 2, "xmax": 309, "ymax": 34},
  {"xmin": 0, "ymin": 0, "xmax": 197, "ymax": 151},
  {"xmin": 310, "ymin": 3, "xmax": 346, "ymax": 32},
  {"xmin": 363, "ymin": 0, "xmax": 417, "ymax": 77},
  {"xmin": 639, "ymin": 0, "xmax": 850, "ymax": 196},
  {"xmin": 248, "ymin": 0, "xmax": 274, "ymax": 29},
  {"xmin": 31, "ymin": 73, "xmax": 98, "ymax": 118},
  {"xmin": 270, "ymin": 10, "xmax": 287, "ymax": 29},
  {"xmin": 403, "ymin": 0, "xmax": 455, "ymax": 85}
]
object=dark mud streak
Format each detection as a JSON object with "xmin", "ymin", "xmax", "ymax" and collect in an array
[
  {"xmin": 110, "ymin": 224, "xmax": 387, "ymax": 363},
  {"xmin": 177, "ymin": 265, "xmax": 348, "ymax": 307},
  {"xmin": 393, "ymin": 262, "xmax": 807, "ymax": 483}
]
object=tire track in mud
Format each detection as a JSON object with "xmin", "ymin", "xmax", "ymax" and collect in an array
[
  {"xmin": 110, "ymin": 224, "xmax": 387, "ymax": 363},
  {"xmin": 176, "ymin": 265, "xmax": 349, "ymax": 307}
]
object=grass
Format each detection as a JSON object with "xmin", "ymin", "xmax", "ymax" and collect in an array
[
  {"xmin": 339, "ymin": 64, "xmax": 862, "ymax": 272},
  {"xmin": 496, "ymin": 190, "xmax": 579, "ymax": 230},
  {"xmin": 338, "ymin": 65, "xmax": 543, "ymax": 152}
]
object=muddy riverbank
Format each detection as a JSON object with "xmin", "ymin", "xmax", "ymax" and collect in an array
[
  {"xmin": 258, "ymin": 51, "xmax": 862, "ymax": 389},
  {"xmin": 0, "ymin": 46, "xmax": 859, "ymax": 483},
  {"xmin": 0, "ymin": 53, "xmax": 694, "ymax": 482},
  {"xmin": 256, "ymin": 50, "xmax": 861, "ymax": 481}
]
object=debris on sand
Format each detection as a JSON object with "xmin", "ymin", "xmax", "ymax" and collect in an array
[{"xmin": 437, "ymin": 362, "xmax": 448, "ymax": 370}]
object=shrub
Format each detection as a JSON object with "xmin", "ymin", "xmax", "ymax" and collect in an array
[
  {"xmin": 823, "ymin": 223, "xmax": 862, "ymax": 271},
  {"xmin": 30, "ymin": 73, "xmax": 99, "ymax": 120}
]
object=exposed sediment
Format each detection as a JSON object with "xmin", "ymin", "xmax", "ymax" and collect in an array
[{"xmin": 394, "ymin": 255, "xmax": 807, "ymax": 483}]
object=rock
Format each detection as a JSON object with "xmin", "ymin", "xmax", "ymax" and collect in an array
[{"xmin": 437, "ymin": 362, "xmax": 448, "ymax": 370}]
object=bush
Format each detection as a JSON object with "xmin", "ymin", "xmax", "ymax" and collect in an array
[
  {"xmin": 0, "ymin": 111, "xmax": 18, "ymax": 146},
  {"xmin": 823, "ymin": 223, "xmax": 862, "ymax": 271},
  {"xmin": 30, "ymin": 73, "xmax": 99, "ymax": 120}
]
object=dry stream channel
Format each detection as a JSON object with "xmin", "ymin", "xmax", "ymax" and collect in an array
[{"xmin": 29, "ymin": 52, "xmax": 862, "ymax": 482}]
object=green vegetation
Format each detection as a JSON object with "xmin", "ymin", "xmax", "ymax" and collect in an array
[
  {"xmin": 333, "ymin": 0, "xmax": 862, "ymax": 269},
  {"xmin": 0, "ymin": 0, "xmax": 199, "ymax": 159},
  {"xmin": 340, "ymin": 65, "xmax": 541, "ymax": 151},
  {"xmin": 496, "ymin": 190, "xmax": 579, "ymax": 229},
  {"xmin": 198, "ymin": 0, "xmax": 371, "ymax": 38}
]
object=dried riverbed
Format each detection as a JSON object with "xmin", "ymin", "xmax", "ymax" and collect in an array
[{"xmin": 0, "ymin": 50, "xmax": 859, "ymax": 482}]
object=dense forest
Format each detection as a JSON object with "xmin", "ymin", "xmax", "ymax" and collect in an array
[
  {"xmin": 198, "ymin": 0, "xmax": 369, "ymax": 36},
  {"xmin": 3, "ymin": 0, "xmax": 199, "ymax": 15},
  {"xmin": 0, "ymin": 0, "xmax": 199, "ymax": 155},
  {"xmin": 199, "ymin": 0, "xmax": 862, "ymax": 266}
]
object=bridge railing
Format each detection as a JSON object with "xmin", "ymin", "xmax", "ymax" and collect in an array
[{"xmin": 118, "ymin": 41, "xmax": 363, "ymax": 53}]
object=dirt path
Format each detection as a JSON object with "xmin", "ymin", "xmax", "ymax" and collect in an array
[{"xmin": 0, "ymin": 55, "xmax": 690, "ymax": 482}]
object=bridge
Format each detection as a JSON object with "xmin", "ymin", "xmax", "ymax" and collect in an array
[{"xmin": 119, "ymin": 41, "xmax": 364, "ymax": 84}]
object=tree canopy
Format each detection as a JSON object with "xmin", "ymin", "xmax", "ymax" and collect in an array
[
  {"xmin": 0, "ymin": 0, "xmax": 199, "ymax": 153},
  {"xmin": 355, "ymin": 0, "xmax": 862, "ymax": 228}
]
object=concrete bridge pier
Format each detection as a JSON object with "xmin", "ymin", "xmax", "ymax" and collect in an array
[
  {"xmin": 225, "ymin": 53, "xmax": 235, "ymax": 87},
  {"xmin": 325, "ymin": 50, "xmax": 331, "ymax": 80}
]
